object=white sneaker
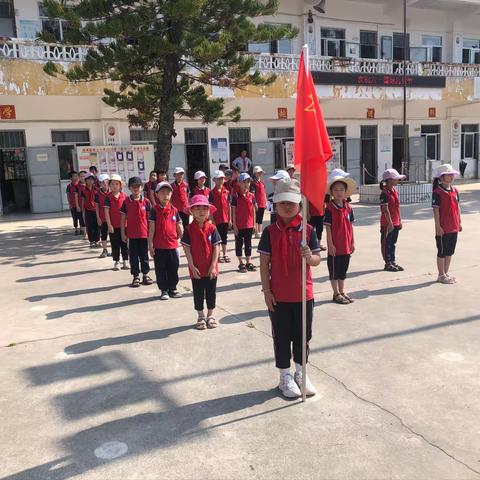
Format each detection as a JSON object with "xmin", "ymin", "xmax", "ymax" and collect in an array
[
  {"xmin": 294, "ymin": 371, "xmax": 317, "ymax": 396},
  {"xmin": 113, "ymin": 261, "xmax": 120, "ymax": 271},
  {"xmin": 160, "ymin": 291, "xmax": 170, "ymax": 301},
  {"xmin": 278, "ymin": 373, "xmax": 301, "ymax": 398}
]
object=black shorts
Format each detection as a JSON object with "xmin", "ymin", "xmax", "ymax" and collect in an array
[
  {"xmin": 216, "ymin": 222, "xmax": 229, "ymax": 245},
  {"xmin": 256, "ymin": 207, "xmax": 265, "ymax": 225},
  {"xmin": 327, "ymin": 254, "xmax": 350, "ymax": 280},
  {"xmin": 100, "ymin": 222, "xmax": 109, "ymax": 241},
  {"xmin": 436, "ymin": 233, "xmax": 458, "ymax": 258}
]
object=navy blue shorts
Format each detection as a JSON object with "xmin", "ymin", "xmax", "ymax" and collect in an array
[{"xmin": 436, "ymin": 233, "xmax": 458, "ymax": 258}]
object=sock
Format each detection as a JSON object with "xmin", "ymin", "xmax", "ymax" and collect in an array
[{"xmin": 279, "ymin": 368, "xmax": 290, "ymax": 377}]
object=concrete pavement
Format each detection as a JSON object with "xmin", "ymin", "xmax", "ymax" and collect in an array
[{"xmin": 1, "ymin": 184, "xmax": 480, "ymax": 479}]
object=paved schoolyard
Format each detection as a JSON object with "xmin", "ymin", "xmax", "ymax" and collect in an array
[{"xmin": 1, "ymin": 184, "xmax": 480, "ymax": 480}]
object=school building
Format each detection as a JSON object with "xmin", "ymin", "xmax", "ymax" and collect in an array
[{"xmin": 1, "ymin": 0, "xmax": 480, "ymax": 214}]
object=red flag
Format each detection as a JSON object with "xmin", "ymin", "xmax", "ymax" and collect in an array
[{"xmin": 294, "ymin": 50, "xmax": 332, "ymax": 213}]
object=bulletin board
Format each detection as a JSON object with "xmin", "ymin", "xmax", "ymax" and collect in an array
[{"xmin": 76, "ymin": 145, "xmax": 155, "ymax": 186}]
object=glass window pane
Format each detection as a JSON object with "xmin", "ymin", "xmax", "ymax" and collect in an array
[
  {"xmin": 465, "ymin": 134, "xmax": 474, "ymax": 158},
  {"xmin": 327, "ymin": 40, "xmax": 338, "ymax": 57},
  {"xmin": 248, "ymin": 42, "xmax": 270, "ymax": 53},
  {"xmin": 463, "ymin": 39, "xmax": 479, "ymax": 49},
  {"xmin": 463, "ymin": 49, "xmax": 471, "ymax": 63},
  {"xmin": 462, "ymin": 124, "xmax": 479, "ymax": 133},
  {"xmin": 381, "ymin": 36, "xmax": 392, "ymax": 59},
  {"xmin": 411, "ymin": 47, "xmax": 427, "ymax": 62},
  {"xmin": 426, "ymin": 136, "xmax": 436, "ymax": 160},
  {"xmin": 277, "ymin": 38, "xmax": 291, "ymax": 54},
  {"xmin": 475, "ymin": 51, "xmax": 480, "ymax": 64},
  {"xmin": 431, "ymin": 46, "xmax": 442, "ymax": 62},
  {"xmin": 423, "ymin": 35, "xmax": 442, "ymax": 46}
]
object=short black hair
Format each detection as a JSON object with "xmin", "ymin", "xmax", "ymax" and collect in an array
[
  {"xmin": 89, "ymin": 165, "xmax": 98, "ymax": 173},
  {"xmin": 69, "ymin": 170, "xmax": 78, "ymax": 178},
  {"xmin": 156, "ymin": 169, "xmax": 167, "ymax": 175},
  {"xmin": 79, "ymin": 170, "xmax": 87, "ymax": 175}
]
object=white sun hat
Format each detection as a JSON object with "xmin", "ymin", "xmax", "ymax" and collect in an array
[
  {"xmin": 327, "ymin": 169, "xmax": 357, "ymax": 197},
  {"xmin": 213, "ymin": 170, "xmax": 225, "ymax": 179},
  {"xmin": 382, "ymin": 168, "xmax": 406, "ymax": 181},
  {"xmin": 269, "ymin": 170, "xmax": 290, "ymax": 181},
  {"xmin": 173, "ymin": 167, "xmax": 185, "ymax": 174},
  {"xmin": 273, "ymin": 179, "xmax": 301, "ymax": 204},
  {"xmin": 98, "ymin": 173, "xmax": 110, "ymax": 183},
  {"xmin": 194, "ymin": 170, "xmax": 207, "ymax": 180},
  {"xmin": 253, "ymin": 166, "xmax": 264, "ymax": 174},
  {"xmin": 109, "ymin": 174, "xmax": 122, "ymax": 182},
  {"xmin": 434, "ymin": 163, "xmax": 460, "ymax": 178}
]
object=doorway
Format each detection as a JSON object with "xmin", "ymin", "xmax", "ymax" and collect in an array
[
  {"xmin": 185, "ymin": 128, "xmax": 209, "ymax": 188},
  {"xmin": 360, "ymin": 126, "xmax": 377, "ymax": 184},
  {"xmin": 0, "ymin": 131, "xmax": 29, "ymax": 213},
  {"xmin": 392, "ymin": 125, "xmax": 409, "ymax": 173}
]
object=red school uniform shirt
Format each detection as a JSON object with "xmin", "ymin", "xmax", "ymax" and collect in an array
[
  {"xmin": 432, "ymin": 185, "xmax": 460, "ymax": 234},
  {"xmin": 149, "ymin": 203, "xmax": 182, "ymax": 249},
  {"xmin": 231, "ymin": 191, "xmax": 256, "ymax": 230},
  {"xmin": 66, "ymin": 181, "xmax": 78, "ymax": 209},
  {"xmin": 324, "ymin": 201, "xmax": 355, "ymax": 255},
  {"xmin": 171, "ymin": 180, "xmax": 189, "ymax": 213},
  {"xmin": 252, "ymin": 178, "xmax": 267, "ymax": 209},
  {"xmin": 191, "ymin": 185, "xmax": 211, "ymax": 198},
  {"xmin": 380, "ymin": 187, "xmax": 401, "ymax": 227},
  {"xmin": 257, "ymin": 215, "xmax": 320, "ymax": 303},
  {"xmin": 95, "ymin": 189, "xmax": 109, "ymax": 223},
  {"xmin": 120, "ymin": 195, "xmax": 151, "ymax": 239},
  {"xmin": 104, "ymin": 192, "xmax": 126, "ymax": 229},
  {"xmin": 181, "ymin": 220, "xmax": 222, "ymax": 278},
  {"xmin": 75, "ymin": 183, "xmax": 86, "ymax": 207},
  {"xmin": 209, "ymin": 187, "xmax": 230, "ymax": 225},
  {"xmin": 81, "ymin": 185, "xmax": 97, "ymax": 212}
]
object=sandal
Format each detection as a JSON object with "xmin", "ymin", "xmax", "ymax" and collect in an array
[
  {"xmin": 206, "ymin": 316, "xmax": 218, "ymax": 329},
  {"xmin": 218, "ymin": 256, "xmax": 225, "ymax": 263},
  {"xmin": 224, "ymin": 255, "xmax": 231, "ymax": 263},
  {"xmin": 131, "ymin": 276, "xmax": 141, "ymax": 288},
  {"xmin": 238, "ymin": 263, "xmax": 247, "ymax": 273},
  {"xmin": 333, "ymin": 293, "xmax": 350, "ymax": 305},
  {"xmin": 142, "ymin": 275, "xmax": 153, "ymax": 285},
  {"xmin": 437, "ymin": 274, "xmax": 455, "ymax": 285},
  {"xmin": 196, "ymin": 318, "xmax": 207, "ymax": 330},
  {"xmin": 393, "ymin": 263, "xmax": 404, "ymax": 271},
  {"xmin": 384, "ymin": 263, "xmax": 399, "ymax": 272},
  {"xmin": 341, "ymin": 293, "xmax": 355, "ymax": 303},
  {"xmin": 246, "ymin": 263, "xmax": 257, "ymax": 272}
]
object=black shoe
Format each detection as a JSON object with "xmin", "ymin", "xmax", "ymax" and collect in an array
[
  {"xmin": 169, "ymin": 290, "xmax": 182, "ymax": 298},
  {"xmin": 384, "ymin": 263, "xmax": 399, "ymax": 272},
  {"xmin": 393, "ymin": 263, "xmax": 404, "ymax": 271}
]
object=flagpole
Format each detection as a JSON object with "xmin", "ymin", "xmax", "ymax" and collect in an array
[{"xmin": 301, "ymin": 44, "xmax": 309, "ymax": 403}]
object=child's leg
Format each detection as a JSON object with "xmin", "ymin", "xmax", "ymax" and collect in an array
[
  {"xmin": 120, "ymin": 233, "xmax": 129, "ymax": 261},
  {"xmin": 244, "ymin": 228, "xmax": 253, "ymax": 263},
  {"xmin": 192, "ymin": 278, "xmax": 205, "ymax": 318},
  {"xmin": 71, "ymin": 208, "xmax": 78, "ymax": 229},
  {"xmin": 85, "ymin": 210, "xmax": 95, "ymax": 243},
  {"xmin": 205, "ymin": 277, "xmax": 217, "ymax": 316},
  {"xmin": 139, "ymin": 239, "xmax": 150, "ymax": 275},
  {"xmin": 444, "ymin": 256, "xmax": 452, "ymax": 274},
  {"xmin": 437, "ymin": 256, "xmax": 446, "ymax": 276},
  {"xmin": 338, "ymin": 255, "xmax": 351, "ymax": 296},
  {"xmin": 101, "ymin": 223, "xmax": 108, "ymax": 250},
  {"xmin": 167, "ymin": 248, "xmax": 180, "ymax": 292},
  {"xmin": 389, "ymin": 227, "xmax": 399, "ymax": 264},
  {"xmin": 327, "ymin": 255, "xmax": 339, "ymax": 295},
  {"xmin": 436, "ymin": 235, "xmax": 446, "ymax": 276},
  {"xmin": 154, "ymin": 249, "xmax": 168, "ymax": 291},
  {"xmin": 317, "ymin": 215, "xmax": 324, "ymax": 243},
  {"xmin": 235, "ymin": 231, "xmax": 244, "ymax": 264},
  {"xmin": 380, "ymin": 227, "xmax": 387, "ymax": 263},
  {"xmin": 110, "ymin": 229, "xmax": 120, "ymax": 261},
  {"xmin": 129, "ymin": 238, "xmax": 140, "ymax": 277},
  {"xmin": 338, "ymin": 279, "xmax": 345, "ymax": 294},
  {"xmin": 269, "ymin": 302, "xmax": 293, "ymax": 369},
  {"xmin": 92, "ymin": 219, "xmax": 100, "ymax": 243},
  {"xmin": 330, "ymin": 279, "xmax": 339, "ymax": 295},
  {"xmin": 292, "ymin": 299, "xmax": 313, "ymax": 368}
]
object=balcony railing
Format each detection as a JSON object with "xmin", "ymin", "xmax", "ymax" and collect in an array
[
  {"xmin": 248, "ymin": 53, "xmax": 480, "ymax": 78},
  {"xmin": 0, "ymin": 39, "xmax": 90, "ymax": 62}
]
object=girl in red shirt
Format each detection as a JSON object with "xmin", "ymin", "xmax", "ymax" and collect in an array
[
  {"xmin": 432, "ymin": 164, "xmax": 462, "ymax": 284},
  {"xmin": 258, "ymin": 179, "xmax": 321, "ymax": 399},
  {"xmin": 209, "ymin": 170, "xmax": 231, "ymax": 263},
  {"xmin": 82, "ymin": 173, "xmax": 100, "ymax": 248},
  {"xmin": 74, "ymin": 170, "xmax": 87, "ymax": 239},
  {"xmin": 191, "ymin": 170, "xmax": 211, "ymax": 198},
  {"xmin": 379, "ymin": 169, "xmax": 406, "ymax": 272},
  {"xmin": 95, "ymin": 174, "xmax": 111, "ymax": 258},
  {"xmin": 66, "ymin": 171, "xmax": 80, "ymax": 235},
  {"xmin": 252, "ymin": 166, "xmax": 267, "ymax": 238},
  {"xmin": 144, "ymin": 170, "xmax": 158, "ymax": 206},
  {"xmin": 181, "ymin": 195, "xmax": 222, "ymax": 330},
  {"xmin": 324, "ymin": 170, "xmax": 356, "ymax": 305},
  {"xmin": 171, "ymin": 167, "xmax": 190, "ymax": 226}
]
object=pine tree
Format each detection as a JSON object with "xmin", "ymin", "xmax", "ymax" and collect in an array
[{"xmin": 43, "ymin": 0, "xmax": 297, "ymax": 170}]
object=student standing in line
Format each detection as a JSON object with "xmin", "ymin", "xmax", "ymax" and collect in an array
[
  {"xmin": 209, "ymin": 170, "xmax": 231, "ymax": 263},
  {"xmin": 121, "ymin": 176, "xmax": 154, "ymax": 287},
  {"xmin": 66, "ymin": 170, "xmax": 81, "ymax": 235},
  {"xmin": 75, "ymin": 170, "xmax": 88, "ymax": 240},
  {"xmin": 267, "ymin": 170, "xmax": 290, "ymax": 225},
  {"xmin": 171, "ymin": 167, "xmax": 190, "ymax": 226},
  {"xmin": 324, "ymin": 169, "xmax": 356, "ymax": 305},
  {"xmin": 286, "ymin": 163, "xmax": 296, "ymax": 179},
  {"xmin": 82, "ymin": 172, "xmax": 101, "ymax": 248},
  {"xmin": 89, "ymin": 165, "xmax": 99, "ymax": 187},
  {"xmin": 252, "ymin": 166, "xmax": 267, "ymax": 238},
  {"xmin": 379, "ymin": 168, "xmax": 406, "ymax": 272},
  {"xmin": 181, "ymin": 195, "xmax": 222, "ymax": 330},
  {"xmin": 95, "ymin": 174, "xmax": 111, "ymax": 258},
  {"xmin": 148, "ymin": 181, "xmax": 183, "ymax": 300},
  {"xmin": 432, "ymin": 163, "xmax": 462, "ymax": 284},
  {"xmin": 308, "ymin": 198, "xmax": 328, "ymax": 252},
  {"xmin": 258, "ymin": 179, "xmax": 321, "ymax": 399},
  {"xmin": 191, "ymin": 171, "xmax": 211, "ymax": 198},
  {"xmin": 145, "ymin": 170, "xmax": 158, "ymax": 206},
  {"xmin": 231, "ymin": 172, "xmax": 257, "ymax": 273}
]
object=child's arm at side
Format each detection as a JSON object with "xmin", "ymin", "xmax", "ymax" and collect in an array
[
  {"xmin": 208, "ymin": 245, "xmax": 220, "ymax": 279},
  {"xmin": 105, "ymin": 208, "xmax": 113, "ymax": 233},
  {"xmin": 95, "ymin": 203, "xmax": 102, "ymax": 226},
  {"xmin": 182, "ymin": 245, "xmax": 201, "ymax": 279},
  {"xmin": 231, "ymin": 206, "xmax": 238, "ymax": 235},
  {"xmin": 75, "ymin": 191, "xmax": 81, "ymax": 212},
  {"xmin": 120, "ymin": 213, "xmax": 127, "ymax": 243},
  {"xmin": 148, "ymin": 220, "xmax": 155, "ymax": 258},
  {"xmin": 325, "ymin": 225, "xmax": 336, "ymax": 256},
  {"xmin": 260, "ymin": 253, "xmax": 276, "ymax": 311},
  {"xmin": 350, "ymin": 225, "xmax": 356, "ymax": 254},
  {"xmin": 176, "ymin": 221, "xmax": 184, "ymax": 240},
  {"xmin": 381, "ymin": 204, "xmax": 394, "ymax": 232},
  {"xmin": 433, "ymin": 208, "xmax": 443, "ymax": 236}
]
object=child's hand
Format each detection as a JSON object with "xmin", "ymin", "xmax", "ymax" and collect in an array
[
  {"xmin": 435, "ymin": 226, "xmax": 444, "ymax": 237},
  {"xmin": 190, "ymin": 264, "xmax": 201, "ymax": 279},
  {"xmin": 121, "ymin": 233, "xmax": 127, "ymax": 243},
  {"xmin": 387, "ymin": 223, "xmax": 394, "ymax": 234},
  {"xmin": 76, "ymin": 207, "xmax": 81, "ymax": 213},
  {"xmin": 398, "ymin": 223, "xmax": 403, "ymax": 230},
  {"xmin": 97, "ymin": 219, "xmax": 102, "ymax": 227},
  {"xmin": 328, "ymin": 244, "xmax": 336, "ymax": 256},
  {"xmin": 301, "ymin": 244, "xmax": 312, "ymax": 260},
  {"xmin": 148, "ymin": 245, "xmax": 155, "ymax": 258},
  {"xmin": 108, "ymin": 225, "xmax": 114, "ymax": 234},
  {"xmin": 459, "ymin": 224, "xmax": 463, "ymax": 232},
  {"xmin": 233, "ymin": 225, "xmax": 239, "ymax": 236},
  {"xmin": 263, "ymin": 290, "xmax": 276, "ymax": 311},
  {"xmin": 351, "ymin": 243, "xmax": 355, "ymax": 254},
  {"xmin": 208, "ymin": 265, "xmax": 217, "ymax": 279}
]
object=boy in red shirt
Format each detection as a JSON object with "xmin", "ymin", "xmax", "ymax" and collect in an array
[
  {"xmin": 171, "ymin": 167, "xmax": 190, "ymax": 226},
  {"xmin": 252, "ymin": 166, "xmax": 267, "ymax": 239},
  {"xmin": 95, "ymin": 173, "xmax": 110, "ymax": 258},
  {"xmin": 191, "ymin": 170, "xmax": 210, "ymax": 198},
  {"xmin": 231, "ymin": 173, "xmax": 257, "ymax": 273},
  {"xmin": 324, "ymin": 170, "xmax": 356, "ymax": 305},
  {"xmin": 144, "ymin": 170, "xmax": 158, "ymax": 206},
  {"xmin": 258, "ymin": 179, "xmax": 321, "ymax": 399},
  {"xmin": 148, "ymin": 181, "xmax": 184, "ymax": 300},
  {"xmin": 66, "ymin": 170, "xmax": 80, "ymax": 235},
  {"xmin": 209, "ymin": 170, "xmax": 231, "ymax": 263},
  {"xmin": 74, "ymin": 170, "xmax": 87, "ymax": 239},
  {"xmin": 181, "ymin": 195, "xmax": 222, "ymax": 330},
  {"xmin": 432, "ymin": 163, "xmax": 462, "ymax": 284},
  {"xmin": 380, "ymin": 168, "xmax": 406, "ymax": 272},
  {"xmin": 105, "ymin": 174, "xmax": 129, "ymax": 271},
  {"xmin": 121, "ymin": 176, "xmax": 153, "ymax": 287},
  {"xmin": 82, "ymin": 173, "xmax": 100, "ymax": 248}
]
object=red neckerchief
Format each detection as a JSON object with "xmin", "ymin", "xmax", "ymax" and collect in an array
[
  {"xmin": 276, "ymin": 213, "xmax": 303, "ymax": 276},
  {"xmin": 190, "ymin": 219, "xmax": 212, "ymax": 255}
]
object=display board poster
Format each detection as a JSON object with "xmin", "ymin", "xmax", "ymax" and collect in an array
[
  {"xmin": 76, "ymin": 144, "xmax": 155, "ymax": 186},
  {"xmin": 210, "ymin": 138, "xmax": 228, "ymax": 164}
]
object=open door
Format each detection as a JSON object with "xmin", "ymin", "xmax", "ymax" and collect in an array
[
  {"xmin": 408, "ymin": 137, "xmax": 426, "ymax": 182},
  {"xmin": 346, "ymin": 138, "xmax": 361, "ymax": 186}
]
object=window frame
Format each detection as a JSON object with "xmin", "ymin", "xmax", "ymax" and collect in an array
[
  {"xmin": 421, "ymin": 125, "xmax": 441, "ymax": 161},
  {"xmin": 321, "ymin": 27, "xmax": 346, "ymax": 58}
]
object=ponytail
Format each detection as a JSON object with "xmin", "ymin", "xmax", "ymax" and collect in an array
[
  {"xmin": 432, "ymin": 177, "xmax": 440, "ymax": 190},
  {"xmin": 379, "ymin": 180, "xmax": 386, "ymax": 190}
]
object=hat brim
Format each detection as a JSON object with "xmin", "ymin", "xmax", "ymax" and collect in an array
[
  {"xmin": 435, "ymin": 170, "xmax": 460, "ymax": 178},
  {"xmin": 189, "ymin": 203, "xmax": 217, "ymax": 214},
  {"xmin": 327, "ymin": 176, "xmax": 357, "ymax": 197},
  {"xmin": 386, "ymin": 174, "xmax": 406, "ymax": 181},
  {"xmin": 156, "ymin": 185, "xmax": 173, "ymax": 192},
  {"xmin": 273, "ymin": 192, "xmax": 302, "ymax": 204}
]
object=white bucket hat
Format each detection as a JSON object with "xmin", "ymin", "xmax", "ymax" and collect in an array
[
  {"xmin": 382, "ymin": 168, "xmax": 406, "ymax": 181},
  {"xmin": 98, "ymin": 173, "xmax": 110, "ymax": 183},
  {"xmin": 269, "ymin": 170, "xmax": 290, "ymax": 181},
  {"xmin": 173, "ymin": 167, "xmax": 185, "ymax": 174},
  {"xmin": 273, "ymin": 179, "xmax": 301, "ymax": 204},
  {"xmin": 194, "ymin": 170, "xmax": 207, "ymax": 180},
  {"xmin": 253, "ymin": 166, "xmax": 264, "ymax": 174},
  {"xmin": 327, "ymin": 169, "xmax": 357, "ymax": 197},
  {"xmin": 434, "ymin": 163, "xmax": 460, "ymax": 178},
  {"xmin": 109, "ymin": 174, "xmax": 122, "ymax": 182},
  {"xmin": 213, "ymin": 170, "xmax": 225, "ymax": 179},
  {"xmin": 286, "ymin": 163, "xmax": 296, "ymax": 171}
]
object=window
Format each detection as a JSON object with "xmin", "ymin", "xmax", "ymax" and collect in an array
[
  {"xmin": 52, "ymin": 130, "xmax": 90, "ymax": 180},
  {"xmin": 421, "ymin": 125, "xmax": 441, "ymax": 161},
  {"xmin": 0, "ymin": 0, "xmax": 15, "ymax": 37},
  {"xmin": 462, "ymin": 39, "xmax": 480, "ymax": 64},
  {"xmin": 268, "ymin": 128, "xmax": 294, "ymax": 170},
  {"xmin": 381, "ymin": 36, "xmax": 393, "ymax": 60},
  {"xmin": 321, "ymin": 28, "xmax": 345, "ymax": 57},
  {"xmin": 267, "ymin": 127, "xmax": 294, "ymax": 139},
  {"xmin": 248, "ymin": 23, "xmax": 292, "ymax": 54},
  {"xmin": 461, "ymin": 124, "xmax": 479, "ymax": 160},
  {"xmin": 327, "ymin": 126, "xmax": 346, "ymax": 169},
  {"xmin": 130, "ymin": 129, "xmax": 157, "ymax": 144},
  {"xmin": 393, "ymin": 33, "xmax": 409, "ymax": 61},
  {"xmin": 39, "ymin": 2, "xmax": 68, "ymax": 41},
  {"xmin": 360, "ymin": 31, "xmax": 377, "ymax": 59},
  {"xmin": 422, "ymin": 35, "xmax": 442, "ymax": 62},
  {"xmin": 229, "ymin": 128, "xmax": 251, "ymax": 162},
  {"xmin": 185, "ymin": 128, "xmax": 208, "ymax": 145}
]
